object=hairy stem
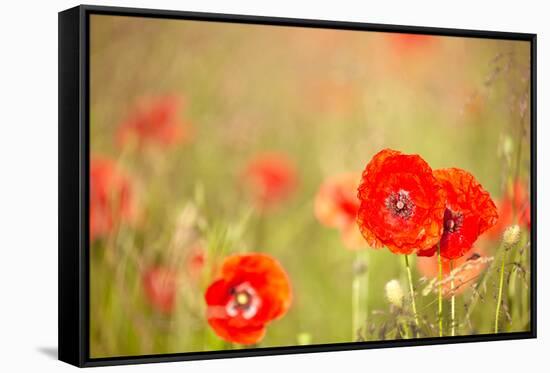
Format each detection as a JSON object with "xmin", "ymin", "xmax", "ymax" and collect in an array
[
  {"xmin": 404, "ymin": 255, "xmax": 419, "ymax": 336},
  {"xmin": 363, "ymin": 250, "xmax": 370, "ymax": 339},
  {"xmin": 351, "ymin": 250, "xmax": 369, "ymax": 341},
  {"xmin": 450, "ymin": 260, "xmax": 456, "ymax": 336},
  {"xmin": 437, "ymin": 244, "xmax": 444, "ymax": 337},
  {"xmin": 352, "ymin": 271, "xmax": 360, "ymax": 340},
  {"xmin": 495, "ymin": 251, "xmax": 507, "ymax": 333}
]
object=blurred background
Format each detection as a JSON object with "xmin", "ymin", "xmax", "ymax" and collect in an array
[{"xmin": 89, "ymin": 14, "xmax": 531, "ymax": 358}]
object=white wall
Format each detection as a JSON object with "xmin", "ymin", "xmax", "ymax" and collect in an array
[{"xmin": 0, "ymin": 0, "xmax": 545, "ymax": 372}]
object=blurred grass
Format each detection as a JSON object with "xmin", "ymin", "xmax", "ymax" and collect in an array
[{"xmin": 89, "ymin": 15, "xmax": 531, "ymax": 358}]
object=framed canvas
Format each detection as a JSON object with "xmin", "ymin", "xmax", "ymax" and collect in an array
[{"xmin": 58, "ymin": 4, "xmax": 537, "ymax": 367}]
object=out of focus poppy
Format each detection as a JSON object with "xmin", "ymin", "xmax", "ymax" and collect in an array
[
  {"xmin": 186, "ymin": 244, "xmax": 207, "ymax": 281},
  {"xmin": 433, "ymin": 168, "xmax": 498, "ymax": 260},
  {"xmin": 116, "ymin": 95, "xmax": 193, "ymax": 148},
  {"xmin": 90, "ymin": 156, "xmax": 136, "ymax": 241},
  {"xmin": 242, "ymin": 153, "xmax": 298, "ymax": 211},
  {"xmin": 142, "ymin": 266, "xmax": 178, "ymax": 314},
  {"xmin": 387, "ymin": 33, "xmax": 436, "ymax": 55},
  {"xmin": 486, "ymin": 180, "xmax": 531, "ymax": 240},
  {"xmin": 356, "ymin": 149, "xmax": 446, "ymax": 255},
  {"xmin": 314, "ymin": 173, "xmax": 365, "ymax": 249},
  {"xmin": 205, "ymin": 253, "xmax": 292, "ymax": 345}
]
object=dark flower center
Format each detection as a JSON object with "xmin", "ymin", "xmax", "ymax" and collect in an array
[
  {"xmin": 386, "ymin": 190, "xmax": 415, "ymax": 219},
  {"xmin": 443, "ymin": 208, "xmax": 463, "ymax": 233},
  {"xmin": 226, "ymin": 282, "xmax": 261, "ymax": 319}
]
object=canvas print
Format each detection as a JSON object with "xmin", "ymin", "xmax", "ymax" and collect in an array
[{"xmin": 89, "ymin": 14, "xmax": 532, "ymax": 358}]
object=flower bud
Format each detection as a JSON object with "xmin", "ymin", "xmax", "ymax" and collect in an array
[
  {"xmin": 385, "ymin": 279, "xmax": 404, "ymax": 308},
  {"xmin": 503, "ymin": 224, "xmax": 521, "ymax": 248}
]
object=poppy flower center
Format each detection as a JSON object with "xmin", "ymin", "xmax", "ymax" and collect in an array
[
  {"xmin": 235, "ymin": 291, "xmax": 250, "ymax": 306},
  {"xmin": 226, "ymin": 282, "xmax": 261, "ymax": 320},
  {"xmin": 386, "ymin": 190, "xmax": 415, "ymax": 219},
  {"xmin": 443, "ymin": 208, "xmax": 463, "ymax": 233}
]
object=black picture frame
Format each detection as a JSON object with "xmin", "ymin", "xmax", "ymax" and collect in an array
[{"xmin": 58, "ymin": 4, "xmax": 537, "ymax": 368}]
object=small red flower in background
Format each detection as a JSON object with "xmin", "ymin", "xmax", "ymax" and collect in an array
[
  {"xmin": 186, "ymin": 244, "xmax": 207, "ymax": 281},
  {"xmin": 314, "ymin": 173, "xmax": 366, "ymax": 249},
  {"xmin": 433, "ymin": 168, "xmax": 498, "ymax": 260},
  {"xmin": 356, "ymin": 149, "xmax": 446, "ymax": 255},
  {"xmin": 90, "ymin": 156, "xmax": 136, "ymax": 241},
  {"xmin": 242, "ymin": 153, "xmax": 298, "ymax": 211},
  {"xmin": 387, "ymin": 33, "xmax": 436, "ymax": 54},
  {"xmin": 417, "ymin": 247, "xmax": 489, "ymax": 297},
  {"xmin": 142, "ymin": 266, "xmax": 178, "ymax": 314},
  {"xmin": 205, "ymin": 253, "xmax": 292, "ymax": 345},
  {"xmin": 486, "ymin": 180, "xmax": 531, "ymax": 240},
  {"xmin": 116, "ymin": 95, "xmax": 193, "ymax": 148}
]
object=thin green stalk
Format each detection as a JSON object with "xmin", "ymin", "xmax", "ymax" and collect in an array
[
  {"xmin": 495, "ymin": 252, "xmax": 507, "ymax": 333},
  {"xmin": 404, "ymin": 255, "xmax": 419, "ymax": 337},
  {"xmin": 508, "ymin": 244, "xmax": 521, "ymax": 327},
  {"xmin": 450, "ymin": 260, "xmax": 456, "ymax": 336},
  {"xmin": 522, "ymin": 241, "xmax": 531, "ymax": 327},
  {"xmin": 363, "ymin": 250, "xmax": 370, "ymax": 340},
  {"xmin": 352, "ymin": 250, "xmax": 369, "ymax": 341},
  {"xmin": 352, "ymin": 271, "xmax": 360, "ymax": 340},
  {"xmin": 400, "ymin": 313, "xmax": 411, "ymax": 339},
  {"xmin": 437, "ymin": 244, "xmax": 443, "ymax": 337}
]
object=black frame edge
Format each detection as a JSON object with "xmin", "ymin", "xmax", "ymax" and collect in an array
[
  {"xmin": 82, "ymin": 332, "xmax": 535, "ymax": 367},
  {"xmin": 58, "ymin": 5, "xmax": 85, "ymax": 368},
  {"xmin": 79, "ymin": 3, "xmax": 535, "ymax": 40},
  {"xmin": 529, "ymin": 34, "xmax": 537, "ymax": 338}
]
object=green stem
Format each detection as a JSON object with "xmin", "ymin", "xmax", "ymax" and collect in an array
[
  {"xmin": 352, "ymin": 271, "xmax": 360, "ymax": 341},
  {"xmin": 437, "ymin": 244, "xmax": 443, "ymax": 337},
  {"xmin": 400, "ymin": 312, "xmax": 411, "ymax": 339},
  {"xmin": 495, "ymin": 251, "xmax": 507, "ymax": 333},
  {"xmin": 363, "ymin": 250, "xmax": 370, "ymax": 339},
  {"xmin": 352, "ymin": 250, "xmax": 369, "ymax": 341},
  {"xmin": 404, "ymin": 255, "xmax": 419, "ymax": 337},
  {"xmin": 450, "ymin": 260, "xmax": 456, "ymax": 336}
]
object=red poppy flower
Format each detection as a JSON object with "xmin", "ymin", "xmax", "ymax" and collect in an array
[
  {"xmin": 416, "ymin": 245, "xmax": 437, "ymax": 258},
  {"xmin": 356, "ymin": 149, "xmax": 446, "ymax": 255},
  {"xmin": 433, "ymin": 168, "xmax": 498, "ymax": 260},
  {"xmin": 314, "ymin": 173, "xmax": 366, "ymax": 249},
  {"xmin": 116, "ymin": 95, "xmax": 193, "ymax": 148},
  {"xmin": 417, "ymin": 247, "xmax": 489, "ymax": 297},
  {"xmin": 242, "ymin": 153, "xmax": 298, "ymax": 211},
  {"xmin": 486, "ymin": 180, "xmax": 531, "ymax": 240},
  {"xmin": 90, "ymin": 156, "xmax": 135, "ymax": 241},
  {"xmin": 142, "ymin": 266, "xmax": 178, "ymax": 314},
  {"xmin": 205, "ymin": 253, "xmax": 292, "ymax": 345}
]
